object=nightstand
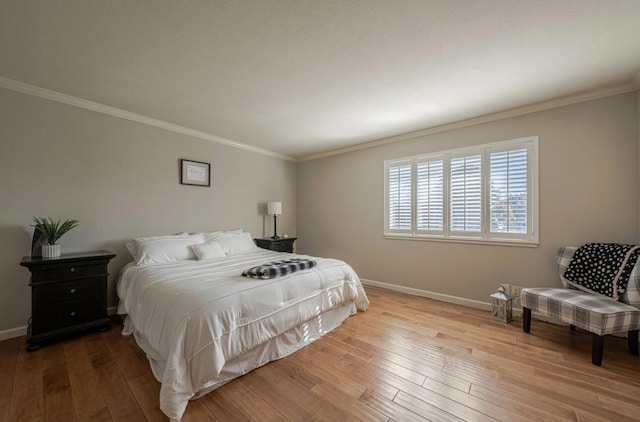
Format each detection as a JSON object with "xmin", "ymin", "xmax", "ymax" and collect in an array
[
  {"xmin": 254, "ymin": 237, "xmax": 297, "ymax": 253},
  {"xmin": 20, "ymin": 250, "xmax": 116, "ymax": 351}
]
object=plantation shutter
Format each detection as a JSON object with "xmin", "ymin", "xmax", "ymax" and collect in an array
[
  {"xmin": 489, "ymin": 148, "xmax": 528, "ymax": 233},
  {"xmin": 384, "ymin": 136, "xmax": 537, "ymax": 243},
  {"xmin": 416, "ymin": 159, "xmax": 444, "ymax": 232},
  {"xmin": 450, "ymin": 154, "xmax": 482, "ymax": 232},
  {"xmin": 387, "ymin": 162, "xmax": 412, "ymax": 232}
]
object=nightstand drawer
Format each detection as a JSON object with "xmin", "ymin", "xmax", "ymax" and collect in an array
[
  {"xmin": 32, "ymin": 264, "xmax": 105, "ymax": 283},
  {"xmin": 33, "ymin": 299, "xmax": 101, "ymax": 333},
  {"xmin": 254, "ymin": 237, "xmax": 297, "ymax": 253},
  {"xmin": 270, "ymin": 242, "xmax": 292, "ymax": 252},
  {"xmin": 36, "ymin": 278, "xmax": 101, "ymax": 305}
]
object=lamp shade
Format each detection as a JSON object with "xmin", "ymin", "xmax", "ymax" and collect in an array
[{"xmin": 267, "ymin": 201, "xmax": 282, "ymax": 215}]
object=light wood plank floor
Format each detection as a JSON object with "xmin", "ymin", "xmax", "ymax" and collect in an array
[{"xmin": 1, "ymin": 286, "xmax": 640, "ymax": 421}]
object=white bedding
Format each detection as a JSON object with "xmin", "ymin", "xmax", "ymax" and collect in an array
[{"xmin": 116, "ymin": 249, "xmax": 369, "ymax": 421}]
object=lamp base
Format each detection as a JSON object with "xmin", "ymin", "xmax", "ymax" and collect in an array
[{"xmin": 271, "ymin": 214, "xmax": 280, "ymax": 240}]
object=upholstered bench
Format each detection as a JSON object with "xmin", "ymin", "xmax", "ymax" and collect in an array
[
  {"xmin": 521, "ymin": 288, "xmax": 639, "ymax": 365},
  {"xmin": 520, "ymin": 245, "xmax": 640, "ymax": 366}
]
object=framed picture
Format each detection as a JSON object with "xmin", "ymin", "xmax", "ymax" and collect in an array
[{"xmin": 180, "ymin": 159, "xmax": 211, "ymax": 187}]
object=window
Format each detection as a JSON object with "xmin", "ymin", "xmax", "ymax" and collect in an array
[{"xmin": 384, "ymin": 136, "xmax": 538, "ymax": 245}]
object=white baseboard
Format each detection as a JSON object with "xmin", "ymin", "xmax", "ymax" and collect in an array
[
  {"xmin": 360, "ymin": 278, "xmax": 493, "ymax": 311},
  {"xmin": 360, "ymin": 278, "xmax": 640, "ymax": 340},
  {"xmin": 0, "ymin": 325, "xmax": 28, "ymax": 342},
  {"xmin": 360, "ymin": 278, "xmax": 576, "ymax": 324},
  {"xmin": 0, "ymin": 306, "xmax": 120, "ymax": 342}
]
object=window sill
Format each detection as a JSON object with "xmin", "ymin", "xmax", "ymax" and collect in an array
[{"xmin": 383, "ymin": 234, "xmax": 539, "ymax": 248}]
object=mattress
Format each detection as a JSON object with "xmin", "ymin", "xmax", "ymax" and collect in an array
[{"xmin": 116, "ymin": 249, "xmax": 369, "ymax": 421}]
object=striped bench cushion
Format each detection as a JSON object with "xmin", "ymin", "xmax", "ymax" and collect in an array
[{"xmin": 521, "ymin": 287, "xmax": 640, "ymax": 336}]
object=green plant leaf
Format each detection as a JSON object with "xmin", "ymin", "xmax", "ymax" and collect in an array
[{"xmin": 31, "ymin": 216, "xmax": 79, "ymax": 244}]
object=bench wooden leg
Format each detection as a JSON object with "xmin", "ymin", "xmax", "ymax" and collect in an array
[
  {"xmin": 592, "ymin": 334, "xmax": 604, "ymax": 366},
  {"xmin": 629, "ymin": 330, "xmax": 639, "ymax": 356},
  {"xmin": 523, "ymin": 307, "xmax": 531, "ymax": 333}
]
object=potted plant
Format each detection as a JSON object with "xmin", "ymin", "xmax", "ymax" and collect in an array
[{"xmin": 32, "ymin": 217, "xmax": 79, "ymax": 258}]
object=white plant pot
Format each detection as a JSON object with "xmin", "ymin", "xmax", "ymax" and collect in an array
[{"xmin": 42, "ymin": 244, "xmax": 61, "ymax": 258}]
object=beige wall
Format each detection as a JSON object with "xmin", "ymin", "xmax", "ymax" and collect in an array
[
  {"xmin": 297, "ymin": 93, "xmax": 639, "ymax": 304},
  {"xmin": 0, "ymin": 88, "xmax": 296, "ymax": 333}
]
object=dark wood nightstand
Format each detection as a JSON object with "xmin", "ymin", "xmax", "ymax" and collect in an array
[
  {"xmin": 254, "ymin": 237, "xmax": 297, "ymax": 253},
  {"xmin": 20, "ymin": 250, "xmax": 115, "ymax": 351}
]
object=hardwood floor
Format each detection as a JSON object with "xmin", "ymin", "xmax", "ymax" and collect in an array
[{"xmin": 1, "ymin": 286, "xmax": 640, "ymax": 421}]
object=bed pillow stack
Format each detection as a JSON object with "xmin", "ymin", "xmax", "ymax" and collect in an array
[
  {"xmin": 126, "ymin": 233, "xmax": 204, "ymax": 265},
  {"xmin": 126, "ymin": 229, "xmax": 263, "ymax": 265},
  {"xmin": 211, "ymin": 232, "xmax": 260, "ymax": 256},
  {"xmin": 195, "ymin": 228, "xmax": 243, "ymax": 243}
]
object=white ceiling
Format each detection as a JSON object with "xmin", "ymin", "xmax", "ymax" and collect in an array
[{"xmin": 1, "ymin": 1, "xmax": 640, "ymax": 159}]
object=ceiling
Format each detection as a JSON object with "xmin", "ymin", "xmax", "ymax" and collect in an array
[{"xmin": 1, "ymin": 1, "xmax": 640, "ymax": 160}]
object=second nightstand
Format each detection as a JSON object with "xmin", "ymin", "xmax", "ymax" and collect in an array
[{"xmin": 254, "ymin": 237, "xmax": 297, "ymax": 253}]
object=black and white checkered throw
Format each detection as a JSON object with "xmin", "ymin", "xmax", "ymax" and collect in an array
[
  {"xmin": 242, "ymin": 258, "xmax": 317, "ymax": 279},
  {"xmin": 563, "ymin": 243, "xmax": 640, "ymax": 299}
]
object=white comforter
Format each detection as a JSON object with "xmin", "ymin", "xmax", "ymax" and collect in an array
[{"xmin": 116, "ymin": 249, "xmax": 369, "ymax": 421}]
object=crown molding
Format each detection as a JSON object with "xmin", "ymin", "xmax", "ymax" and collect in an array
[
  {"xmin": 3, "ymin": 75, "xmax": 636, "ymax": 164},
  {"xmin": 299, "ymin": 82, "xmax": 637, "ymax": 162},
  {"xmin": 0, "ymin": 76, "xmax": 296, "ymax": 162}
]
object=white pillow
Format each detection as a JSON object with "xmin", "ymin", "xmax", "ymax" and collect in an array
[
  {"xmin": 191, "ymin": 242, "xmax": 226, "ymax": 261},
  {"xmin": 195, "ymin": 228, "xmax": 243, "ymax": 243},
  {"xmin": 214, "ymin": 232, "xmax": 258, "ymax": 255},
  {"xmin": 124, "ymin": 233, "xmax": 182, "ymax": 261},
  {"xmin": 126, "ymin": 233, "xmax": 204, "ymax": 265},
  {"xmin": 125, "ymin": 233, "xmax": 189, "ymax": 259}
]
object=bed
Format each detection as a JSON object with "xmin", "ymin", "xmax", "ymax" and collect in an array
[{"xmin": 116, "ymin": 232, "xmax": 369, "ymax": 422}]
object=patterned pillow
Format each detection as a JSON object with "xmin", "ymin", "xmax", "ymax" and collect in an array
[{"xmin": 563, "ymin": 243, "xmax": 640, "ymax": 299}]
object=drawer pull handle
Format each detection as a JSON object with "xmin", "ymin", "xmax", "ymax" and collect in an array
[
  {"xmin": 69, "ymin": 288, "xmax": 76, "ymax": 294},
  {"xmin": 70, "ymin": 267, "xmax": 75, "ymax": 273},
  {"xmin": 70, "ymin": 311, "xmax": 76, "ymax": 317}
]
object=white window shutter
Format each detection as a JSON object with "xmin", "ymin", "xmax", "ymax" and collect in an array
[
  {"xmin": 416, "ymin": 159, "xmax": 444, "ymax": 231},
  {"xmin": 489, "ymin": 148, "xmax": 527, "ymax": 234},
  {"xmin": 384, "ymin": 136, "xmax": 537, "ymax": 245},
  {"xmin": 388, "ymin": 163, "xmax": 412, "ymax": 231},
  {"xmin": 450, "ymin": 154, "xmax": 482, "ymax": 232}
]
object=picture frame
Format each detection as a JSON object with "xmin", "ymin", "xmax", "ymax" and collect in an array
[
  {"xmin": 180, "ymin": 159, "xmax": 211, "ymax": 187},
  {"xmin": 31, "ymin": 226, "xmax": 46, "ymax": 258}
]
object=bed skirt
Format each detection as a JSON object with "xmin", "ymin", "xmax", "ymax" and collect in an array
[{"xmin": 123, "ymin": 301, "xmax": 359, "ymax": 420}]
